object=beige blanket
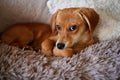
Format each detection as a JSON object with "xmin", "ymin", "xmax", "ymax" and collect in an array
[{"xmin": 0, "ymin": 38, "xmax": 120, "ymax": 80}]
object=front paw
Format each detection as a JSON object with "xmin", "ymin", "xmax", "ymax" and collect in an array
[
  {"xmin": 41, "ymin": 39, "xmax": 55, "ymax": 56},
  {"xmin": 53, "ymin": 47, "xmax": 74, "ymax": 57},
  {"xmin": 41, "ymin": 48, "xmax": 53, "ymax": 56}
]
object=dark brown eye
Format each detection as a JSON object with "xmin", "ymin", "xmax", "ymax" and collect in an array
[
  {"xmin": 56, "ymin": 25, "xmax": 61, "ymax": 30},
  {"xmin": 69, "ymin": 25, "xmax": 77, "ymax": 31}
]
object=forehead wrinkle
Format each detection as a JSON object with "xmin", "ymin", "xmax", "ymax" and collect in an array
[{"xmin": 57, "ymin": 13, "xmax": 83, "ymax": 26}]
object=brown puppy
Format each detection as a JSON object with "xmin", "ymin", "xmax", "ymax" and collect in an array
[
  {"xmin": 0, "ymin": 7, "xmax": 99, "ymax": 57},
  {"xmin": 51, "ymin": 7, "xmax": 99, "ymax": 56}
]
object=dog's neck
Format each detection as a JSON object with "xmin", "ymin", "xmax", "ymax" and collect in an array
[
  {"xmin": 72, "ymin": 38, "xmax": 94, "ymax": 53},
  {"xmin": 72, "ymin": 43, "xmax": 86, "ymax": 53}
]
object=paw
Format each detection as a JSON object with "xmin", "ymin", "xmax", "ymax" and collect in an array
[
  {"xmin": 41, "ymin": 48, "xmax": 53, "ymax": 56},
  {"xmin": 53, "ymin": 47, "xmax": 74, "ymax": 57},
  {"xmin": 23, "ymin": 46, "xmax": 33, "ymax": 50},
  {"xmin": 41, "ymin": 39, "xmax": 55, "ymax": 56}
]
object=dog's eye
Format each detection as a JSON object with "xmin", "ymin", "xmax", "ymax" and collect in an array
[
  {"xmin": 56, "ymin": 25, "xmax": 61, "ymax": 30},
  {"xmin": 69, "ymin": 25, "xmax": 77, "ymax": 31}
]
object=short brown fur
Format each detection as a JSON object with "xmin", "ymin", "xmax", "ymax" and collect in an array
[
  {"xmin": 0, "ymin": 7, "xmax": 99, "ymax": 57},
  {"xmin": 51, "ymin": 7, "xmax": 99, "ymax": 56}
]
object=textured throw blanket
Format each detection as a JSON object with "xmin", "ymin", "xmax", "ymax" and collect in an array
[{"xmin": 0, "ymin": 38, "xmax": 120, "ymax": 80}]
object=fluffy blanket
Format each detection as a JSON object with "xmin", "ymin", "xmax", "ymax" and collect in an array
[
  {"xmin": 0, "ymin": 38, "xmax": 120, "ymax": 80},
  {"xmin": 47, "ymin": 0, "xmax": 120, "ymax": 41}
]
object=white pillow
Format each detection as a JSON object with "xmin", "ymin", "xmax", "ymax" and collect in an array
[
  {"xmin": 0, "ymin": 0, "xmax": 51, "ymax": 32},
  {"xmin": 47, "ymin": 0, "xmax": 120, "ymax": 41}
]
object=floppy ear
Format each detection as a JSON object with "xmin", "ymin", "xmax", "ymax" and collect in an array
[
  {"xmin": 77, "ymin": 8, "xmax": 99, "ymax": 33},
  {"xmin": 51, "ymin": 10, "xmax": 59, "ymax": 33}
]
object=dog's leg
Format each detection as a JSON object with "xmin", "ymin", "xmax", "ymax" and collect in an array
[
  {"xmin": 10, "ymin": 36, "xmax": 33, "ymax": 50},
  {"xmin": 1, "ymin": 26, "xmax": 34, "ymax": 50},
  {"xmin": 11, "ymin": 42, "xmax": 33, "ymax": 50},
  {"xmin": 53, "ymin": 47, "xmax": 74, "ymax": 57},
  {"xmin": 41, "ymin": 39, "xmax": 55, "ymax": 56}
]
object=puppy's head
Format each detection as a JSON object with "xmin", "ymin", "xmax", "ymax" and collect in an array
[{"xmin": 51, "ymin": 7, "xmax": 99, "ymax": 50}]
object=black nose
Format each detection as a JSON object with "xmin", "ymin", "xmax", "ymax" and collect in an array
[{"xmin": 57, "ymin": 43, "xmax": 65, "ymax": 49}]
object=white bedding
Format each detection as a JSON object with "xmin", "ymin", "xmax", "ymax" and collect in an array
[{"xmin": 47, "ymin": 0, "xmax": 120, "ymax": 41}]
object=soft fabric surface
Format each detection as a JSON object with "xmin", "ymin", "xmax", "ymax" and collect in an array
[
  {"xmin": 47, "ymin": 0, "xmax": 120, "ymax": 41},
  {"xmin": 0, "ymin": 0, "xmax": 51, "ymax": 33},
  {"xmin": 0, "ymin": 38, "xmax": 120, "ymax": 80}
]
